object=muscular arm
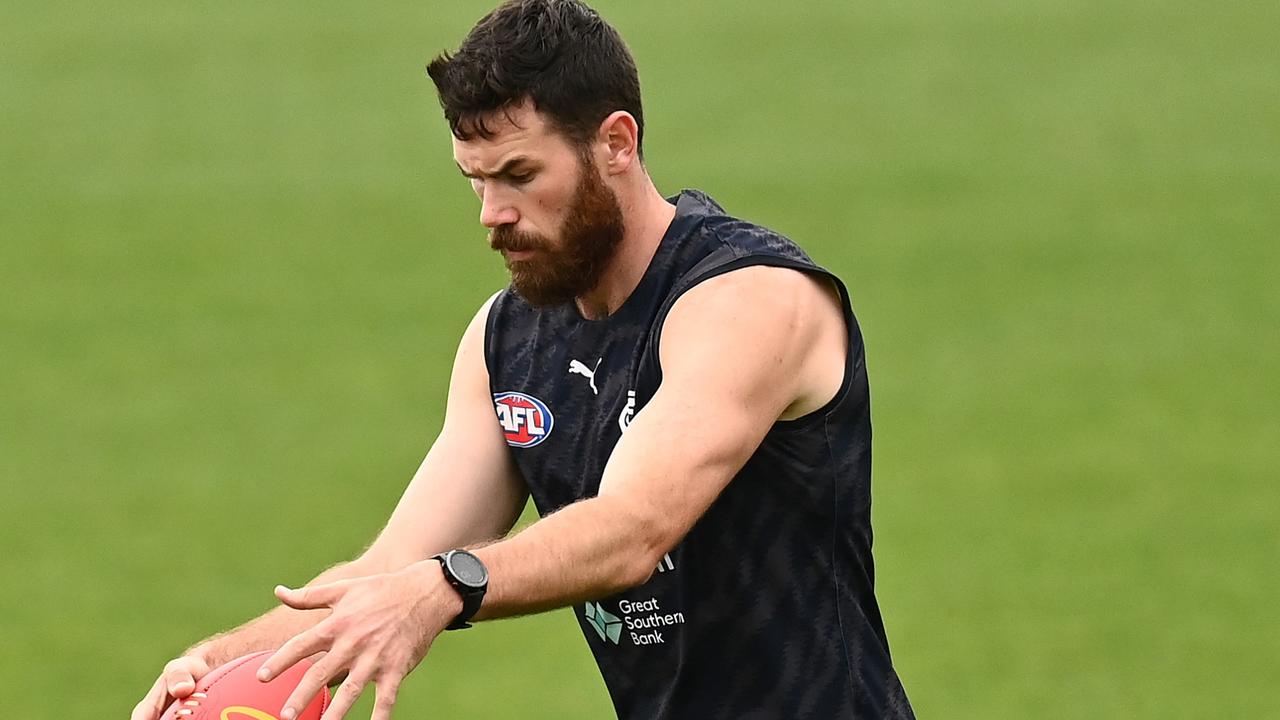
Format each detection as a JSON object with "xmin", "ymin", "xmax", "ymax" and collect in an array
[
  {"xmin": 359, "ymin": 294, "xmax": 526, "ymax": 575},
  {"xmin": 255, "ymin": 267, "xmax": 849, "ymax": 720},
  {"xmin": 471, "ymin": 266, "xmax": 846, "ymax": 617},
  {"xmin": 202, "ymin": 295, "xmax": 522, "ymax": 663},
  {"xmin": 133, "ymin": 295, "xmax": 524, "ymax": 719}
]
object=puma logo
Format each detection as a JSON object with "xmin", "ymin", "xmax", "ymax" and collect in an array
[{"xmin": 568, "ymin": 358, "xmax": 602, "ymax": 395}]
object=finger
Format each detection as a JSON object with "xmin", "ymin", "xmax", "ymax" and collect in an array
[
  {"xmin": 130, "ymin": 676, "xmax": 169, "ymax": 720},
  {"xmin": 258, "ymin": 627, "xmax": 331, "ymax": 683},
  {"xmin": 278, "ymin": 651, "xmax": 351, "ymax": 720},
  {"xmin": 317, "ymin": 659, "xmax": 377, "ymax": 720},
  {"xmin": 370, "ymin": 674, "xmax": 403, "ymax": 720},
  {"xmin": 275, "ymin": 581, "xmax": 346, "ymax": 611},
  {"xmin": 162, "ymin": 659, "xmax": 199, "ymax": 697}
]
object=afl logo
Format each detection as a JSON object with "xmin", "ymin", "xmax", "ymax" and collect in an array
[{"xmin": 494, "ymin": 392, "xmax": 554, "ymax": 448}]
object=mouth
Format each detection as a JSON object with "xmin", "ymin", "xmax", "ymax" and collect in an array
[{"xmin": 502, "ymin": 249, "xmax": 537, "ymax": 262}]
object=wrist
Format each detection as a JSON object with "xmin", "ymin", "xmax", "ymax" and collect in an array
[
  {"xmin": 408, "ymin": 560, "xmax": 464, "ymax": 618},
  {"xmin": 428, "ymin": 550, "xmax": 489, "ymax": 630}
]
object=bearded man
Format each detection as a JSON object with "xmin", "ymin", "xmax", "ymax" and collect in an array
[{"xmin": 132, "ymin": 1, "xmax": 914, "ymax": 718}]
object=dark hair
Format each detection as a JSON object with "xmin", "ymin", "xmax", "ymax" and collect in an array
[{"xmin": 427, "ymin": 0, "xmax": 644, "ymax": 155}]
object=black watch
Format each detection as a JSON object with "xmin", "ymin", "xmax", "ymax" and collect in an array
[{"xmin": 432, "ymin": 549, "xmax": 488, "ymax": 630}]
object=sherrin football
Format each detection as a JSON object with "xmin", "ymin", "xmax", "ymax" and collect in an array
[{"xmin": 160, "ymin": 651, "xmax": 330, "ymax": 720}]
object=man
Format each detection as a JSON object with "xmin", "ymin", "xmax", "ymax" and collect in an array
[{"xmin": 132, "ymin": 1, "xmax": 914, "ymax": 718}]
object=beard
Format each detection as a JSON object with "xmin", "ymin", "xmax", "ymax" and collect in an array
[{"xmin": 488, "ymin": 154, "xmax": 625, "ymax": 308}]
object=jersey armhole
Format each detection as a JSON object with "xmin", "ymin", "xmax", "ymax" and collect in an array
[
  {"xmin": 481, "ymin": 289, "xmax": 508, "ymax": 396},
  {"xmin": 648, "ymin": 255, "xmax": 861, "ymax": 429}
]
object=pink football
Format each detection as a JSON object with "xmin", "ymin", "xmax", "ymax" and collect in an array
[{"xmin": 160, "ymin": 651, "xmax": 330, "ymax": 720}]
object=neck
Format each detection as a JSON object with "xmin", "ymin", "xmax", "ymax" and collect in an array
[{"xmin": 574, "ymin": 181, "xmax": 676, "ymax": 320}]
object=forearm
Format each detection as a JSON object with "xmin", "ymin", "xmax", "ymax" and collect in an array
[
  {"xmin": 185, "ymin": 560, "xmax": 368, "ymax": 665},
  {"xmin": 467, "ymin": 493, "xmax": 664, "ymax": 620},
  {"xmin": 461, "ymin": 402, "xmax": 746, "ymax": 621}
]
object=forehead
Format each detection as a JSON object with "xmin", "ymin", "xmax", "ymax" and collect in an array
[{"xmin": 451, "ymin": 103, "xmax": 575, "ymax": 170}]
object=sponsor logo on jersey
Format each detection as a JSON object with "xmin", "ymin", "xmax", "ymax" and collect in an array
[
  {"xmin": 585, "ymin": 597, "xmax": 688, "ymax": 647},
  {"xmin": 584, "ymin": 601, "xmax": 623, "ymax": 644},
  {"xmin": 494, "ymin": 392, "xmax": 554, "ymax": 448},
  {"xmin": 568, "ymin": 357, "xmax": 602, "ymax": 395}
]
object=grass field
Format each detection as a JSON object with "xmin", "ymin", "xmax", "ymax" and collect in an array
[{"xmin": 2, "ymin": 0, "xmax": 1277, "ymax": 717}]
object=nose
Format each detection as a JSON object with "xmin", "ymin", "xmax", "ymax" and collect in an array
[{"xmin": 479, "ymin": 185, "xmax": 520, "ymax": 229}]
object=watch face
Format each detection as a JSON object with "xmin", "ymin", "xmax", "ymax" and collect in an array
[{"xmin": 447, "ymin": 551, "xmax": 488, "ymax": 588}]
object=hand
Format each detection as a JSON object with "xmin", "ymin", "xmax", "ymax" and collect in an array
[
  {"xmin": 130, "ymin": 653, "xmax": 212, "ymax": 720},
  {"xmin": 256, "ymin": 562, "xmax": 462, "ymax": 720}
]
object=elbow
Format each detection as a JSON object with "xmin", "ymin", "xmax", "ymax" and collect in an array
[
  {"xmin": 591, "ymin": 491, "xmax": 683, "ymax": 594},
  {"xmin": 617, "ymin": 554, "xmax": 658, "ymax": 592},
  {"xmin": 613, "ymin": 510, "xmax": 679, "ymax": 592}
]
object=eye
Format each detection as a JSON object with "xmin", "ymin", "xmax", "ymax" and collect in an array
[{"xmin": 508, "ymin": 172, "xmax": 534, "ymax": 186}]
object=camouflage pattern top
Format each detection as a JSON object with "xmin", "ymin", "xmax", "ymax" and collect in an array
[{"xmin": 484, "ymin": 190, "xmax": 914, "ymax": 719}]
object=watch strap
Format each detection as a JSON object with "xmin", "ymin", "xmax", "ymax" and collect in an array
[{"xmin": 433, "ymin": 551, "xmax": 486, "ymax": 630}]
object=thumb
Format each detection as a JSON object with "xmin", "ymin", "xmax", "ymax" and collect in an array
[{"xmin": 274, "ymin": 581, "xmax": 344, "ymax": 610}]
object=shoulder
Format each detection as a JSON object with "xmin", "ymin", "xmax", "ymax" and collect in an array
[
  {"xmin": 658, "ymin": 264, "xmax": 847, "ymax": 419},
  {"xmin": 661, "ymin": 264, "xmax": 839, "ymax": 363},
  {"xmin": 469, "ymin": 289, "xmax": 505, "ymax": 338},
  {"xmin": 697, "ymin": 214, "xmax": 818, "ymax": 268},
  {"xmin": 455, "ymin": 290, "xmax": 505, "ymax": 373},
  {"xmin": 677, "ymin": 263, "xmax": 818, "ymax": 305}
]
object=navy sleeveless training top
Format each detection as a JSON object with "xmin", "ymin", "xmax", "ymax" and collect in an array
[{"xmin": 484, "ymin": 190, "xmax": 914, "ymax": 719}]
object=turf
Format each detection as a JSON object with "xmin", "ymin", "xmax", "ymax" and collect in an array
[{"xmin": 1, "ymin": 0, "xmax": 1276, "ymax": 717}]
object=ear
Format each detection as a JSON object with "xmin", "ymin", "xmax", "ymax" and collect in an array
[{"xmin": 596, "ymin": 111, "xmax": 641, "ymax": 176}]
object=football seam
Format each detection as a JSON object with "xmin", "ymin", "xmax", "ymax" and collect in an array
[{"xmin": 181, "ymin": 651, "xmax": 329, "ymax": 718}]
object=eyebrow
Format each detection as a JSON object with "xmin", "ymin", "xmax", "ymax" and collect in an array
[{"xmin": 456, "ymin": 156, "xmax": 535, "ymax": 180}]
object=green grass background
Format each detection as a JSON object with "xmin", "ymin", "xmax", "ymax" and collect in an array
[{"xmin": 2, "ymin": 0, "xmax": 1277, "ymax": 717}]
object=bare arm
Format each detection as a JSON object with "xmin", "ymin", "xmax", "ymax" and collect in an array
[
  {"xmin": 133, "ymin": 294, "xmax": 524, "ymax": 719},
  {"xmin": 358, "ymin": 293, "xmax": 526, "ymax": 575},
  {"xmin": 186, "ymin": 561, "xmax": 364, "ymax": 667},
  {"xmin": 206, "ymin": 293, "xmax": 522, "ymax": 657},
  {"xmin": 471, "ymin": 266, "xmax": 846, "ymax": 614},
  {"xmin": 256, "ymin": 266, "xmax": 849, "ymax": 720}
]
